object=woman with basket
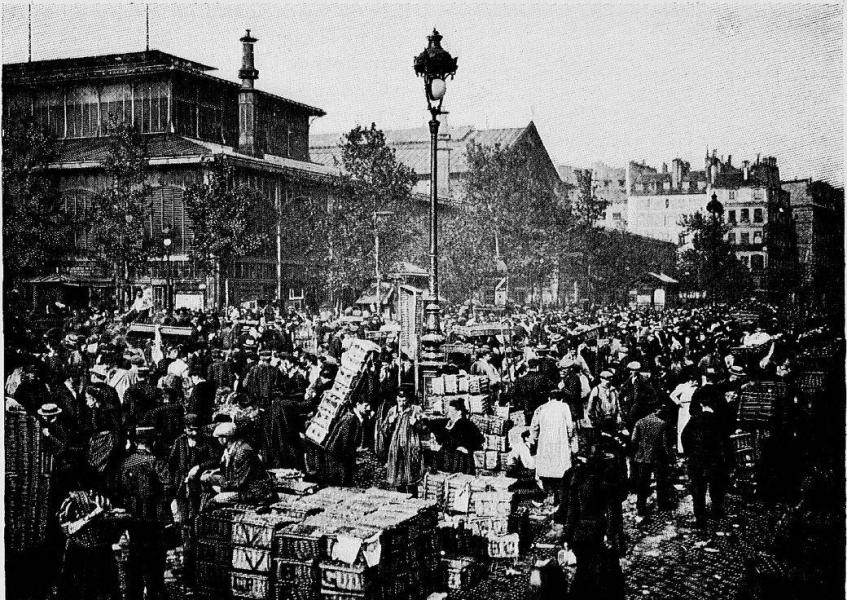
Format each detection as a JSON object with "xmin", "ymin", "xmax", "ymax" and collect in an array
[{"xmin": 58, "ymin": 490, "xmax": 127, "ymax": 600}]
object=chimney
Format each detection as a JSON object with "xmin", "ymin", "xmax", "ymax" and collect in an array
[
  {"xmin": 238, "ymin": 29, "xmax": 261, "ymax": 157},
  {"xmin": 661, "ymin": 162, "xmax": 668, "ymax": 174},
  {"xmin": 742, "ymin": 160, "xmax": 749, "ymax": 181},
  {"xmin": 671, "ymin": 158, "xmax": 682, "ymax": 190},
  {"xmin": 727, "ymin": 155, "xmax": 732, "ymax": 168}
]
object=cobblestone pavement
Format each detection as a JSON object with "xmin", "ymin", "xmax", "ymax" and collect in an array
[{"xmin": 165, "ymin": 450, "xmax": 784, "ymax": 599}]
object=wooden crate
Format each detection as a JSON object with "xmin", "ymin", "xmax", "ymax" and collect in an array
[
  {"xmin": 319, "ymin": 561, "xmax": 379, "ymax": 593},
  {"xmin": 274, "ymin": 557, "xmax": 318, "ymax": 584},
  {"xmin": 230, "ymin": 571, "xmax": 271, "ymax": 600},
  {"xmin": 197, "ymin": 541, "xmax": 233, "ymax": 566},
  {"xmin": 275, "ymin": 523, "xmax": 331, "ymax": 561},
  {"xmin": 233, "ymin": 545, "xmax": 273, "ymax": 573},
  {"xmin": 232, "ymin": 513, "xmax": 293, "ymax": 550}
]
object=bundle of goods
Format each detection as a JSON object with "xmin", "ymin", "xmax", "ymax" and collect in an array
[
  {"xmin": 425, "ymin": 374, "xmax": 491, "ymax": 416},
  {"xmin": 267, "ymin": 469, "xmax": 319, "ymax": 496},
  {"xmin": 5, "ymin": 405, "xmax": 52, "ymax": 553},
  {"xmin": 738, "ymin": 381, "xmax": 786, "ymax": 427},
  {"xmin": 305, "ymin": 339, "xmax": 379, "ymax": 447}
]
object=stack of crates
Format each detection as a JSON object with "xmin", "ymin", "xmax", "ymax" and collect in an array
[{"xmin": 730, "ymin": 432, "xmax": 757, "ymax": 496}]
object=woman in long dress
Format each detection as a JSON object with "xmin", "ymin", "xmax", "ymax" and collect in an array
[
  {"xmin": 384, "ymin": 386, "xmax": 428, "ymax": 492},
  {"xmin": 432, "ymin": 399, "xmax": 484, "ymax": 475},
  {"xmin": 669, "ymin": 368, "xmax": 699, "ymax": 454}
]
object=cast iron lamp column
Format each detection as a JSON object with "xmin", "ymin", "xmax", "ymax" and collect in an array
[
  {"xmin": 414, "ymin": 28, "xmax": 458, "ymax": 370},
  {"xmin": 162, "ymin": 226, "xmax": 173, "ymax": 312}
]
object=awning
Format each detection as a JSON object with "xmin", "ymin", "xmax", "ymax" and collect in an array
[
  {"xmin": 25, "ymin": 274, "xmax": 113, "ymax": 287},
  {"xmin": 647, "ymin": 272, "xmax": 679, "ymax": 284},
  {"xmin": 387, "ymin": 261, "xmax": 429, "ymax": 277}
]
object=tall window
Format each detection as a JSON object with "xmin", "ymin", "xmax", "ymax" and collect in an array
[
  {"xmin": 728, "ymin": 210, "xmax": 736, "ymax": 224},
  {"xmin": 753, "ymin": 208, "xmax": 763, "ymax": 223},
  {"xmin": 728, "ymin": 232, "xmax": 736, "ymax": 245},
  {"xmin": 729, "ymin": 190, "xmax": 736, "ymax": 201},
  {"xmin": 147, "ymin": 186, "xmax": 191, "ymax": 253},
  {"xmin": 753, "ymin": 231, "xmax": 763, "ymax": 244},
  {"xmin": 63, "ymin": 189, "xmax": 96, "ymax": 250},
  {"xmin": 740, "ymin": 232, "xmax": 750, "ymax": 245},
  {"xmin": 751, "ymin": 254, "xmax": 764, "ymax": 271},
  {"xmin": 740, "ymin": 208, "xmax": 749, "ymax": 223}
]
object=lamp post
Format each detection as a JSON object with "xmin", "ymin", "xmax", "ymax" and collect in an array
[
  {"xmin": 162, "ymin": 226, "xmax": 173, "ymax": 312},
  {"xmin": 414, "ymin": 28, "xmax": 457, "ymax": 369}
]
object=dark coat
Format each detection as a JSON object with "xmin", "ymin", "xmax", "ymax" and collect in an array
[
  {"xmin": 619, "ymin": 375, "xmax": 657, "ymax": 429},
  {"xmin": 186, "ymin": 379, "xmax": 217, "ymax": 425},
  {"xmin": 243, "ymin": 364, "xmax": 282, "ymax": 405},
  {"xmin": 207, "ymin": 360, "xmax": 235, "ymax": 390},
  {"xmin": 631, "ymin": 412, "xmax": 672, "ymax": 465},
  {"xmin": 118, "ymin": 448, "xmax": 171, "ymax": 524},
  {"xmin": 434, "ymin": 417, "xmax": 485, "ymax": 475},
  {"xmin": 515, "ymin": 371, "xmax": 554, "ymax": 417},
  {"xmin": 680, "ymin": 410, "xmax": 728, "ymax": 466},
  {"xmin": 563, "ymin": 454, "xmax": 625, "ymax": 551},
  {"xmin": 123, "ymin": 381, "xmax": 160, "ymax": 428},
  {"xmin": 219, "ymin": 440, "xmax": 275, "ymax": 501},
  {"xmin": 167, "ymin": 433, "xmax": 220, "ymax": 497}
]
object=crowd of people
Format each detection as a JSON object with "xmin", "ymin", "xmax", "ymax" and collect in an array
[{"xmin": 4, "ymin": 294, "xmax": 844, "ymax": 600}]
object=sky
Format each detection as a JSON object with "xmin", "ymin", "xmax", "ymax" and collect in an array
[{"xmin": 2, "ymin": 1, "xmax": 843, "ymax": 185}]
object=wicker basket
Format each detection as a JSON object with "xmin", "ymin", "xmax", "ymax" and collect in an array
[{"xmin": 319, "ymin": 561, "xmax": 379, "ymax": 593}]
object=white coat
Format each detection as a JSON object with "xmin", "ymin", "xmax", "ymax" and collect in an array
[{"xmin": 529, "ymin": 399, "xmax": 578, "ymax": 479}]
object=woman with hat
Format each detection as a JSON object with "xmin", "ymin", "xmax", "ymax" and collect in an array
[
  {"xmin": 431, "ymin": 398, "xmax": 484, "ymax": 475},
  {"xmin": 384, "ymin": 385, "xmax": 428, "ymax": 493}
]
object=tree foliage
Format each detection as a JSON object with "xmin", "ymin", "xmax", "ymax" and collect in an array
[
  {"xmin": 2, "ymin": 117, "xmax": 73, "ymax": 282},
  {"xmin": 444, "ymin": 140, "xmax": 565, "ymax": 301},
  {"xmin": 677, "ymin": 211, "xmax": 751, "ymax": 300},
  {"xmin": 312, "ymin": 124, "xmax": 419, "ymax": 297},
  {"xmin": 88, "ymin": 118, "xmax": 152, "ymax": 290},
  {"xmin": 184, "ymin": 156, "xmax": 276, "ymax": 304}
]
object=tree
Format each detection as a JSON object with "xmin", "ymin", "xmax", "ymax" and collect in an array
[
  {"xmin": 313, "ymin": 124, "xmax": 418, "ymax": 302},
  {"xmin": 2, "ymin": 117, "xmax": 73, "ymax": 284},
  {"xmin": 451, "ymin": 140, "xmax": 564, "ymax": 303},
  {"xmin": 677, "ymin": 211, "xmax": 751, "ymax": 301},
  {"xmin": 184, "ymin": 156, "xmax": 277, "ymax": 308},
  {"xmin": 88, "ymin": 118, "xmax": 152, "ymax": 308}
]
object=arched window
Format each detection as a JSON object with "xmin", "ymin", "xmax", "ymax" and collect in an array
[{"xmin": 63, "ymin": 189, "xmax": 96, "ymax": 250}]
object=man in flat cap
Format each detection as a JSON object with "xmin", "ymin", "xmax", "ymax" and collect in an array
[{"xmin": 243, "ymin": 349, "xmax": 281, "ymax": 409}]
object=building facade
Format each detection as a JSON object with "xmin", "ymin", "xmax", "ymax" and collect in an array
[
  {"xmin": 3, "ymin": 34, "xmax": 337, "ymax": 310},
  {"xmin": 626, "ymin": 158, "xmax": 709, "ymax": 243},
  {"xmin": 709, "ymin": 154, "xmax": 794, "ymax": 293},
  {"xmin": 557, "ymin": 161, "xmax": 628, "ymax": 230},
  {"xmin": 782, "ymin": 178, "xmax": 844, "ymax": 311}
]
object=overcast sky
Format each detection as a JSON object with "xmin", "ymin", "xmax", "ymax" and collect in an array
[{"xmin": 2, "ymin": 2, "xmax": 843, "ymax": 185}]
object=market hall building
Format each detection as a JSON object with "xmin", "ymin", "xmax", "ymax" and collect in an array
[{"xmin": 2, "ymin": 31, "xmax": 337, "ymax": 310}]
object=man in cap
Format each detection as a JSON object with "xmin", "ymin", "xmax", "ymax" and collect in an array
[
  {"xmin": 619, "ymin": 361, "xmax": 657, "ymax": 431},
  {"xmin": 205, "ymin": 421, "xmax": 275, "ymax": 504},
  {"xmin": 207, "ymin": 349, "xmax": 235, "ymax": 390},
  {"xmin": 167, "ymin": 414, "xmax": 220, "ymax": 581},
  {"xmin": 119, "ymin": 426, "xmax": 171, "ymax": 600},
  {"xmin": 586, "ymin": 370, "xmax": 621, "ymax": 432}
]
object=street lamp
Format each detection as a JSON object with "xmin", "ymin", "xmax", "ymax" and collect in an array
[
  {"xmin": 414, "ymin": 28, "xmax": 457, "ymax": 368},
  {"xmin": 162, "ymin": 225, "xmax": 173, "ymax": 312}
]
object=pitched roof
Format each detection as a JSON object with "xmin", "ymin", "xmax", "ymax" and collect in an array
[
  {"xmin": 309, "ymin": 123, "xmax": 530, "ymax": 177},
  {"xmin": 4, "ymin": 50, "xmax": 325, "ymax": 117}
]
